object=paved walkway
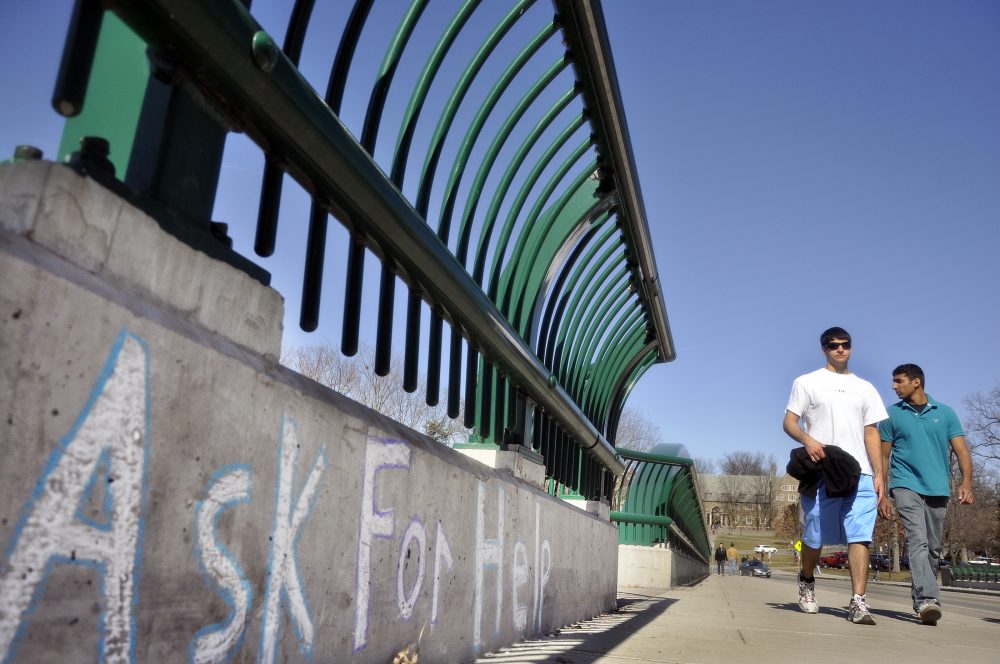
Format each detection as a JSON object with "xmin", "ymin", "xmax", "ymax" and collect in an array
[{"xmin": 479, "ymin": 571, "xmax": 999, "ymax": 663}]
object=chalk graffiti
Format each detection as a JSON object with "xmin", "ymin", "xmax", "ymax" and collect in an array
[
  {"xmin": 0, "ymin": 331, "xmax": 150, "ymax": 664},
  {"xmin": 396, "ymin": 518, "xmax": 427, "ymax": 621},
  {"xmin": 259, "ymin": 417, "xmax": 328, "ymax": 664},
  {"xmin": 430, "ymin": 521, "xmax": 453, "ymax": 627},
  {"xmin": 353, "ymin": 437, "xmax": 412, "ymax": 652},
  {"xmin": 474, "ymin": 481, "xmax": 505, "ymax": 649},
  {"xmin": 1, "ymin": 332, "xmax": 566, "ymax": 662},
  {"xmin": 189, "ymin": 465, "xmax": 253, "ymax": 664}
]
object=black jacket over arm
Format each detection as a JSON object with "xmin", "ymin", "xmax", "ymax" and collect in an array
[{"xmin": 786, "ymin": 446, "xmax": 862, "ymax": 499}]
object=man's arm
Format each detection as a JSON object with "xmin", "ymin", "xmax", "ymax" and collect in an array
[
  {"xmin": 878, "ymin": 440, "xmax": 893, "ymax": 518},
  {"xmin": 783, "ymin": 410, "xmax": 826, "ymax": 462},
  {"xmin": 950, "ymin": 435, "xmax": 975, "ymax": 504},
  {"xmin": 864, "ymin": 424, "xmax": 884, "ymax": 503}
]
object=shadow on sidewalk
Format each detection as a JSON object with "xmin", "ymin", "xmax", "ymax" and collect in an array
[
  {"xmin": 477, "ymin": 591, "xmax": 678, "ymax": 663},
  {"xmin": 766, "ymin": 602, "xmax": 923, "ymax": 624}
]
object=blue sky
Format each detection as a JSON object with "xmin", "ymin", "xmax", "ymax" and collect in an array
[{"xmin": 2, "ymin": 1, "xmax": 998, "ymax": 466}]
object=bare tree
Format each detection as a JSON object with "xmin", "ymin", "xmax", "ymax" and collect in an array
[
  {"xmin": 283, "ymin": 342, "xmax": 359, "ymax": 395},
  {"xmin": 692, "ymin": 456, "xmax": 716, "ymax": 475},
  {"xmin": 720, "ymin": 451, "xmax": 771, "ymax": 476},
  {"xmin": 614, "ymin": 407, "xmax": 662, "ymax": 452},
  {"xmin": 718, "ymin": 451, "xmax": 776, "ymax": 528},
  {"xmin": 283, "ymin": 342, "xmax": 469, "ymax": 446},
  {"xmin": 964, "ymin": 386, "xmax": 1000, "ymax": 468},
  {"xmin": 942, "ymin": 458, "xmax": 999, "ymax": 561},
  {"xmin": 747, "ymin": 473, "xmax": 774, "ymax": 529},
  {"xmin": 716, "ymin": 474, "xmax": 749, "ymax": 530}
]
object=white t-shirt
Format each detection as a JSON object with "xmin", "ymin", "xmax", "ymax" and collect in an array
[{"xmin": 786, "ymin": 368, "xmax": 888, "ymax": 476}]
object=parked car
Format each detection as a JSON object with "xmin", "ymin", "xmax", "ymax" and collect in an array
[
  {"xmin": 870, "ymin": 554, "xmax": 891, "ymax": 571},
  {"xmin": 739, "ymin": 559, "xmax": 772, "ymax": 578},
  {"xmin": 819, "ymin": 551, "xmax": 848, "ymax": 568},
  {"xmin": 754, "ymin": 545, "xmax": 778, "ymax": 554},
  {"xmin": 967, "ymin": 556, "xmax": 1000, "ymax": 566}
]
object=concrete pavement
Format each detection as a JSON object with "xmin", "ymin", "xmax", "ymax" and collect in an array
[{"xmin": 479, "ymin": 570, "xmax": 999, "ymax": 663}]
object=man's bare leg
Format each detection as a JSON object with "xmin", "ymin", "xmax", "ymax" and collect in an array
[
  {"xmin": 848, "ymin": 542, "xmax": 870, "ymax": 596},
  {"xmin": 801, "ymin": 544, "xmax": 821, "ymax": 578}
]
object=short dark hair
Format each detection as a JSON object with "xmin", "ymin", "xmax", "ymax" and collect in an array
[
  {"xmin": 893, "ymin": 363, "xmax": 925, "ymax": 387},
  {"xmin": 820, "ymin": 326, "xmax": 851, "ymax": 347}
]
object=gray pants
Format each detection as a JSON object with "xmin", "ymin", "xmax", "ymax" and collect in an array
[{"xmin": 892, "ymin": 487, "xmax": 949, "ymax": 610}]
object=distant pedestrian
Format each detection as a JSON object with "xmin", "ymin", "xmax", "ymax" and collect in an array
[
  {"xmin": 783, "ymin": 326, "xmax": 887, "ymax": 625},
  {"xmin": 715, "ymin": 544, "xmax": 727, "ymax": 575},
  {"xmin": 878, "ymin": 363, "xmax": 974, "ymax": 626},
  {"xmin": 726, "ymin": 543, "xmax": 738, "ymax": 576}
]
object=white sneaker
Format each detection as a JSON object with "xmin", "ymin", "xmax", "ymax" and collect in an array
[
  {"xmin": 797, "ymin": 574, "xmax": 818, "ymax": 614},
  {"xmin": 917, "ymin": 601, "xmax": 942, "ymax": 625},
  {"xmin": 847, "ymin": 594, "xmax": 876, "ymax": 625}
]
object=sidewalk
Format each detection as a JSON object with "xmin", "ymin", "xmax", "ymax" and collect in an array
[{"xmin": 478, "ymin": 571, "xmax": 999, "ymax": 663}]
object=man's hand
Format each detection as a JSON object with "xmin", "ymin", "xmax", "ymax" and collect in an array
[
  {"xmin": 872, "ymin": 471, "xmax": 885, "ymax": 505},
  {"xmin": 784, "ymin": 410, "xmax": 827, "ymax": 462},
  {"xmin": 803, "ymin": 437, "xmax": 826, "ymax": 463},
  {"xmin": 957, "ymin": 481, "xmax": 975, "ymax": 505},
  {"xmin": 877, "ymin": 493, "xmax": 892, "ymax": 519}
]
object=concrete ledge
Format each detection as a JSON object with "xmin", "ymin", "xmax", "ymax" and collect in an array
[
  {"xmin": 0, "ymin": 161, "xmax": 284, "ymax": 360},
  {"xmin": 562, "ymin": 497, "xmax": 612, "ymax": 520},
  {"xmin": 618, "ymin": 544, "xmax": 710, "ymax": 589},
  {"xmin": 455, "ymin": 444, "xmax": 548, "ymax": 490}
]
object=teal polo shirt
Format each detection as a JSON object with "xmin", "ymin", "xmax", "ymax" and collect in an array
[{"xmin": 878, "ymin": 396, "xmax": 964, "ymax": 496}]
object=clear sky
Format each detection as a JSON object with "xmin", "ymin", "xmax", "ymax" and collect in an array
[{"xmin": 2, "ymin": 1, "xmax": 998, "ymax": 466}]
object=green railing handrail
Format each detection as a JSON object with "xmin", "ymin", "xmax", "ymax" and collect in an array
[
  {"xmin": 613, "ymin": 448, "xmax": 711, "ymax": 563},
  {"xmin": 96, "ymin": 0, "xmax": 626, "ymax": 478},
  {"xmin": 555, "ymin": 0, "xmax": 674, "ymax": 363},
  {"xmin": 54, "ymin": 0, "xmax": 678, "ymax": 499}
]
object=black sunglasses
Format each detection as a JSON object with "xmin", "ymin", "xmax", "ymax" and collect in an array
[{"xmin": 824, "ymin": 341, "xmax": 852, "ymax": 350}]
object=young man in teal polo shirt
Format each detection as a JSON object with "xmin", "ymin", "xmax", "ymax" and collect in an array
[{"xmin": 878, "ymin": 364, "xmax": 974, "ymax": 625}]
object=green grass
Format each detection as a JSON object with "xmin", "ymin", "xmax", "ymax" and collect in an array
[{"xmin": 709, "ymin": 530, "xmax": 912, "ymax": 579}]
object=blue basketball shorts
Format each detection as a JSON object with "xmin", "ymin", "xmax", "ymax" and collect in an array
[{"xmin": 800, "ymin": 474, "xmax": 876, "ymax": 548}]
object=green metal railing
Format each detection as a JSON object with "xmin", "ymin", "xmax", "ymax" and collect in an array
[
  {"xmin": 612, "ymin": 446, "xmax": 710, "ymax": 563},
  {"xmin": 51, "ymin": 0, "xmax": 675, "ymax": 499}
]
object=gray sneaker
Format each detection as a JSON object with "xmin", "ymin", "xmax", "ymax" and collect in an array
[
  {"xmin": 917, "ymin": 601, "xmax": 942, "ymax": 625},
  {"xmin": 797, "ymin": 574, "xmax": 818, "ymax": 614},
  {"xmin": 847, "ymin": 594, "xmax": 876, "ymax": 625}
]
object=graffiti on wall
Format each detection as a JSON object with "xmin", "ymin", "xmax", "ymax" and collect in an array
[
  {"xmin": 0, "ymin": 331, "xmax": 150, "ymax": 664},
  {"xmin": 0, "ymin": 331, "xmax": 557, "ymax": 662}
]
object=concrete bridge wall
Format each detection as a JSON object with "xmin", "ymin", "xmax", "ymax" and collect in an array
[
  {"xmin": 617, "ymin": 545, "xmax": 709, "ymax": 589},
  {"xmin": 0, "ymin": 163, "xmax": 618, "ymax": 663}
]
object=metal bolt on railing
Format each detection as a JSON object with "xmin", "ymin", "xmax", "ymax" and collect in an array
[
  {"xmin": 68, "ymin": 135, "xmax": 115, "ymax": 177},
  {"xmin": 12, "ymin": 145, "xmax": 44, "ymax": 162}
]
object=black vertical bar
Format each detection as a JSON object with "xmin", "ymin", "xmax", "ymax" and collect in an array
[
  {"xmin": 447, "ymin": 329, "xmax": 462, "ymax": 418},
  {"xmin": 255, "ymin": 158, "xmax": 282, "ymax": 256},
  {"xmin": 322, "ymin": 1, "xmax": 372, "ymax": 348},
  {"xmin": 426, "ymin": 315, "xmax": 443, "ymax": 406},
  {"xmin": 325, "ymin": 0, "xmax": 375, "ymax": 115},
  {"xmin": 299, "ymin": 205, "xmax": 327, "ymax": 331},
  {"xmin": 52, "ymin": 0, "xmax": 104, "ymax": 118},
  {"xmin": 479, "ymin": 361, "xmax": 494, "ymax": 441},
  {"xmin": 255, "ymin": 0, "xmax": 316, "ymax": 258},
  {"xmin": 341, "ymin": 237, "xmax": 365, "ymax": 356},
  {"xmin": 464, "ymin": 346, "xmax": 478, "ymax": 429},
  {"xmin": 374, "ymin": 265, "xmax": 395, "ymax": 376},
  {"xmin": 403, "ymin": 293, "xmax": 421, "ymax": 392}
]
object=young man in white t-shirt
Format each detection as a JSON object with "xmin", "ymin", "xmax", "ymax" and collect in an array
[{"xmin": 783, "ymin": 327, "xmax": 888, "ymax": 625}]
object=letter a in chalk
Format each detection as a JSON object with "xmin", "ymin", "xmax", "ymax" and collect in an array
[
  {"xmin": 0, "ymin": 331, "xmax": 150, "ymax": 664},
  {"xmin": 259, "ymin": 417, "xmax": 327, "ymax": 664}
]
